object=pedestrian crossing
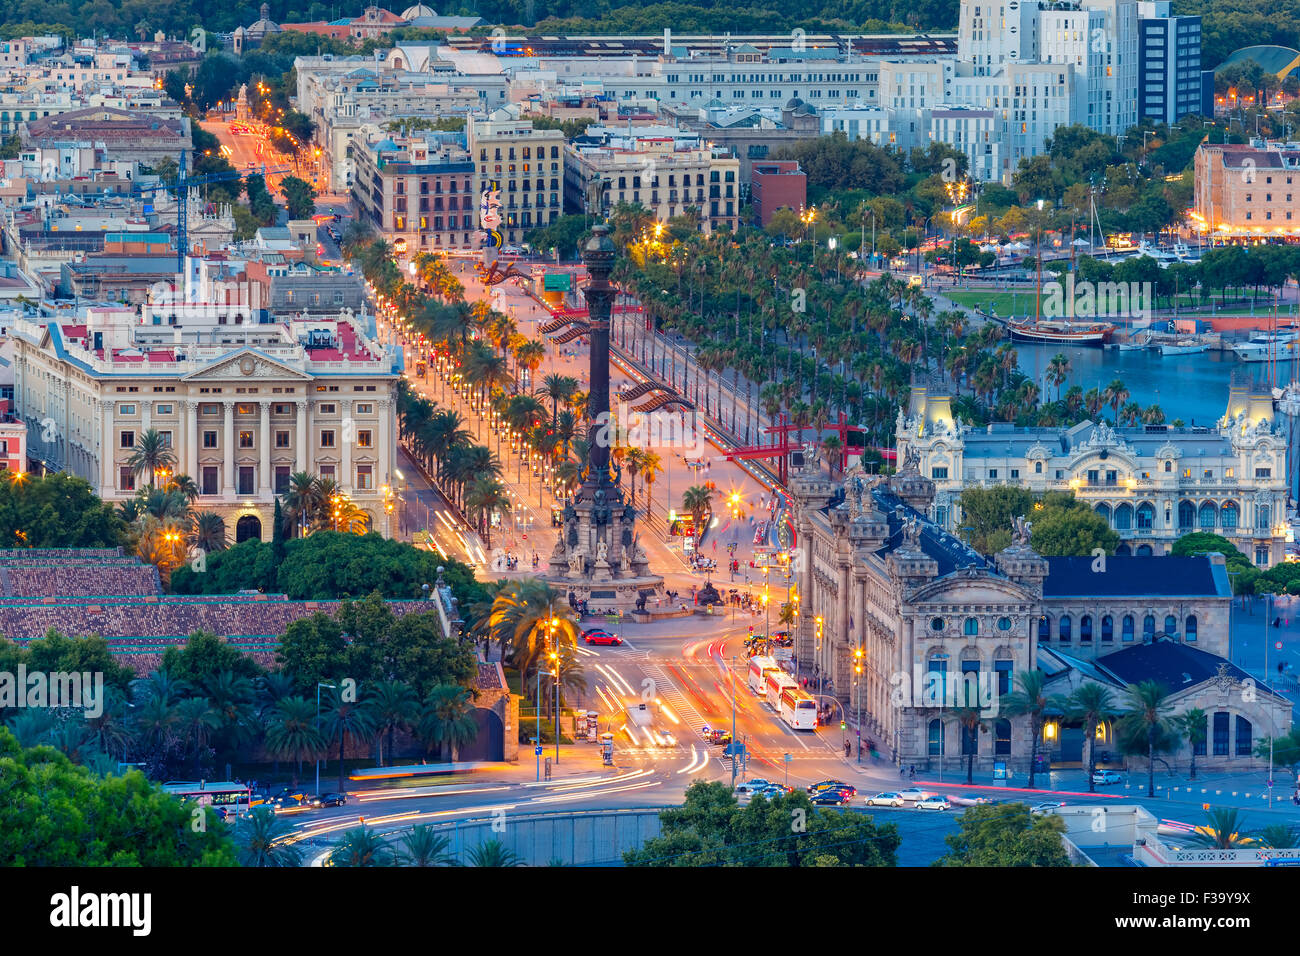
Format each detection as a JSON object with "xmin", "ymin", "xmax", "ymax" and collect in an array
[{"xmin": 641, "ymin": 662, "xmax": 710, "ymax": 738}]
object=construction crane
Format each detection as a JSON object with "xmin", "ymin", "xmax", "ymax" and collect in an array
[{"xmin": 127, "ymin": 150, "xmax": 290, "ymax": 272}]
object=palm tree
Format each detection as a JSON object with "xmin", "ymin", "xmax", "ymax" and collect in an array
[
  {"xmin": 264, "ymin": 696, "xmax": 326, "ymax": 783},
  {"xmin": 1001, "ymin": 670, "xmax": 1050, "ymax": 789},
  {"xmin": 1172, "ymin": 707, "xmax": 1208, "ymax": 781},
  {"xmin": 1104, "ymin": 378, "xmax": 1130, "ymax": 423},
  {"xmin": 366, "ymin": 680, "xmax": 417, "ymax": 767},
  {"xmin": 1189, "ymin": 807, "xmax": 1254, "ymax": 849},
  {"xmin": 640, "ymin": 450, "xmax": 663, "ymax": 514},
  {"xmin": 488, "ymin": 578, "xmax": 580, "ymax": 676},
  {"xmin": 395, "ymin": 825, "xmax": 457, "ymax": 866},
  {"xmin": 949, "ymin": 707, "xmax": 986, "ymax": 784},
  {"xmin": 166, "ymin": 473, "xmax": 200, "ymax": 503},
  {"xmin": 464, "ymin": 477, "xmax": 511, "ymax": 549},
  {"xmin": 821, "ymin": 435, "xmax": 843, "ymax": 478},
  {"xmin": 330, "ymin": 828, "xmax": 395, "ymax": 867},
  {"xmin": 1257, "ymin": 824, "xmax": 1300, "ymax": 849},
  {"xmin": 465, "ymin": 839, "xmax": 522, "ymax": 867},
  {"xmin": 1046, "ymin": 353, "xmax": 1071, "ymax": 401},
  {"xmin": 321, "ymin": 688, "xmax": 376, "ymax": 793},
  {"xmin": 1062, "ymin": 682, "xmax": 1116, "ymax": 792},
  {"xmin": 681, "ymin": 485, "xmax": 713, "ymax": 550},
  {"xmin": 233, "ymin": 807, "xmax": 304, "ymax": 867},
  {"xmin": 281, "ymin": 472, "xmax": 321, "ymax": 537},
  {"xmin": 1118, "ymin": 680, "xmax": 1173, "ymax": 798},
  {"xmin": 188, "ymin": 510, "xmax": 228, "ymax": 554},
  {"xmin": 417, "ymin": 684, "xmax": 479, "ymax": 762},
  {"xmin": 173, "ymin": 697, "xmax": 220, "ymax": 776},
  {"xmin": 126, "ymin": 428, "xmax": 176, "ymax": 487},
  {"xmin": 537, "ymin": 373, "xmax": 579, "ymax": 424}
]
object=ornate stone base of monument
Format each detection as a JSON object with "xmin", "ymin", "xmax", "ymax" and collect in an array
[{"xmin": 545, "ymin": 488, "xmax": 664, "ymax": 613}]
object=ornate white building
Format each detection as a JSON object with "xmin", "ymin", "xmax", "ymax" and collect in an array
[
  {"xmin": 897, "ymin": 375, "xmax": 1290, "ymax": 566},
  {"xmin": 790, "ymin": 456, "xmax": 1289, "ymax": 775}
]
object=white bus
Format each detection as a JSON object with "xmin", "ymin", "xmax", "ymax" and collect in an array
[
  {"xmin": 779, "ymin": 688, "xmax": 818, "ymax": 731},
  {"xmin": 747, "ymin": 655, "xmax": 781, "ymax": 695},
  {"xmin": 765, "ymin": 670, "xmax": 798, "ymax": 710}
]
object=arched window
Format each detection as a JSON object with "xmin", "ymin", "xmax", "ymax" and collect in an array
[
  {"xmin": 1213, "ymin": 712, "xmax": 1230, "ymax": 755},
  {"xmin": 1115, "ymin": 503, "xmax": 1133, "ymax": 530},
  {"xmin": 1186, "ymin": 615, "xmax": 1197, "ymax": 642},
  {"xmin": 1222, "ymin": 501, "xmax": 1239, "ymax": 529},
  {"xmin": 1038, "ymin": 615, "xmax": 1051, "ymax": 642},
  {"xmin": 963, "ymin": 617, "xmax": 979, "ymax": 636},
  {"xmin": 1122, "ymin": 615, "xmax": 1134, "ymax": 641},
  {"xmin": 1143, "ymin": 615, "xmax": 1155, "ymax": 640},
  {"xmin": 1137, "ymin": 502, "xmax": 1154, "ymax": 529},
  {"xmin": 1199, "ymin": 502, "xmax": 1217, "ymax": 529},
  {"xmin": 1101, "ymin": 615, "xmax": 1114, "ymax": 642},
  {"xmin": 1178, "ymin": 500, "xmax": 1195, "ymax": 530},
  {"xmin": 1164, "ymin": 460, "xmax": 1172, "ymax": 472},
  {"xmin": 994, "ymin": 718, "xmax": 1012, "ymax": 755},
  {"xmin": 1164, "ymin": 614, "xmax": 1177, "ymax": 636},
  {"xmin": 1257, "ymin": 504, "xmax": 1271, "ymax": 531},
  {"xmin": 1035, "ymin": 461, "xmax": 1043, "ymax": 473},
  {"xmin": 1193, "ymin": 713, "xmax": 1207, "ymax": 755},
  {"xmin": 961, "ymin": 720, "xmax": 978, "ymax": 756},
  {"xmin": 1080, "ymin": 615, "xmax": 1093, "ymax": 643},
  {"xmin": 1095, "ymin": 502, "xmax": 1112, "ymax": 525},
  {"xmin": 1058, "ymin": 615, "xmax": 1072, "ymax": 642},
  {"xmin": 928, "ymin": 718, "xmax": 945, "ymax": 756},
  {"xmin": 1235, "ymin": 716, "xmax": 1253, "ymax": 756}
]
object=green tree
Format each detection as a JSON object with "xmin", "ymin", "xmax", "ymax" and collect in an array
[
  {"xmin": 934, "ymin": 802, "xmax": 1072, "ymax": 866},
  {"xmin": 394, "ymin": 824, "xmax": 456, "ymax": 866},
  {"xmin": 321, "ymin": 687, "xmax": 376, "ymax": 793},
  {"xmin": 0, "ymin": 472, "xmax": 126, "ymax": 548},
  {"xmin": 0, "ymin": 729, "xmax": 236, "ymax": 865},
  {"xmin": 1062, "ymin": 682, "xmax": 1117, "ymax": 792},
  {"xmin": 330, "ymin": 827, "xmax": 394, "ymax": 866},
  {"xmin": 1029, "ymin": 493, "xmax": 1120, "ymax": 556},
  {"xmin": 280, "ymin": 175, "xmax": 318, "ymax": 220},
  {"xmin": 465, "ymin": 839, "xmax": 523, "ymax": 866},
  {"xmin": 160, "ymin": 630, "xmax": 264, "ymax": 685},
  {"xmin": 416, "ymin": 684, "xmax": 479, "ymax": 762},
  {"xmin": 232, "ymin": 806, "xmax": 303, "ymax": 867},
  {"xmin": 1001, "ymin": 671, "xmax": 1050, "ymax": 789},
  {"xmin": 1117, "ymin": 680, "xmax": 1174, "ymax": 798},
  {"xmin": 957, "ymin": 485, "xmax": 1035, "ymax": 553},
  {"xmin": 1172, "ymin": 707, "xmax": 1208, "ymax": 781}
]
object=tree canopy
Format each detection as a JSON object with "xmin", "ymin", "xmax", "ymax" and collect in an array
[{"xmin": 934, "ymin": 802, "xmax": 1072, "ymax": 867}]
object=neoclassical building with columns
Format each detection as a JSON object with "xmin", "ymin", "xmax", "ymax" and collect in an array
[
  {"xmin": 789, "ymin": 457, "xmax": 1290, "ymax": 775},
  {"xmin": 897, "ymin": 373, "xmax": 1290, "ymax": 567},
  {"xmin": 11, "ymin": 303, "xmax": 399, "ymax": 541}
]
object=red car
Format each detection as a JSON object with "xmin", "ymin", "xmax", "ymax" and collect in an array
[{"xmin": 583, "ymin": 628, "xmax": 622, "ymax": 646}]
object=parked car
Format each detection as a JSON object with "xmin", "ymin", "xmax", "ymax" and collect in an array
[
  {"xmin": 807, "ymin": 780, "xmax": 856, "ymax": 797},
  {"xmin": 811, "ymin": 790, "xmax": 852, "ymax": 806},
  {"xmin": 865, "ymin": 792, "xmax": 906, "ymax": 808},
  {"xmin": 1092, "ymin": 770, "xmax": 1123, "ymax": 785},
  {"xmin": 734, "ymin": 779, "xmax": 773, "ymax": 794},
  {"xmin": 915, "ymin": 795, "xmax": 952, "ymax": 811}
]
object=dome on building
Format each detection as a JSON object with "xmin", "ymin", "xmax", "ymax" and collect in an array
[
  {"xmin": 247, "ymin": 2, "xmax": 283, "ymax": 37},
  {"xmin": 401, "ymin": 3, "xmax": 438, "ymax": 18}
]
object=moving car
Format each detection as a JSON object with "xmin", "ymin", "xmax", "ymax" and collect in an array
[
  {"xmin": 315, "ymin": 793, "xmax": 347, "ymax": 807},
  {"xmin": 1030, "ymin": 802, "xmax": 1066, "ymax": 814},
  {"xmin": 897, "ymin": 787, "xmax": 932, "ymax": 802},
  {"xmin": 702, "ymin": 729, "xmax": 732, "ymax": 746},
  {"xmin": 583, "ymin": 628, "xmax": 622, "ymax": 646},
  {"xmin": 807, "ymin": 780, "xmax": 857, "ymax": 797},
  {"xmin": 734, "ymin": 779, "xmax": 773, "ymax": 794},
  {"xmin": 810, "ymin": 790, "xmax": 852, "ymax": 806},
  {"xmin": 915, "ymin": 795, "xmax": 952, "ymax": 811},
  {"xmin": 1092, "ymin": 770, "xmax": 1123, "ymax": 785},
  {"xmin": 949, "ymin": 794, "xmax": 994, "ymax": 806},
  {"xmin": 651, "ymin": 729, "xmax": 677, "ymax": 748},
  {"xmin": 865, "ymin": 792, "xmax": 906, "ymax": 808}
]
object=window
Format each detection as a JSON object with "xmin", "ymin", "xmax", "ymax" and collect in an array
[
  {"xmin": 928, "ymin": 718, "xmax": 945, "ymax": 756},
  {"xmin": 356, "ymin": 464, "xmax": 373, "ymax": 490},
  {"xmin": 119, "ymin": 404, "xmax": 136, "ymax": 416},
  {"xmin": 1193, "ymin": 714, "xmax": 1207, "ymax": 755},
  {"xmin": 997, "ymin": 616, "xmax": 1012, "ymax": 631},
  {"xmin": 1035, "ymin": 461, "xmax": 1042, "ymax": 473},
  {"xmin": 320, "ymin": 464, "xmax": 335, "ymax": 480},
  {"xmin": 994, "ymin": 660, "xmax": 1013, "ymax": 696},
  {"xmin": 1235, "ymin": 716, "xmax": 1253, "ymax": 756},
  {"xmin": 119, "ymin": 466, "xmax": 135, "ymax": 491},
  {"xmin": 1222, "ymin": 501, "xmax": 1239, "ymax": 529},
  {"xmin": 1212, "ymin": 711, "xmax": 1230, "ymax": 756},
  {"xmin": 275, "ymin": 431, "xmax": 290, "ymax": 448},
  {"xmin": 157, "ymin": 404, "xmax": 173, "ymax": 416},
  {"xmin": 1058, "ymin": 615, "xmax": 1072, "ymax": 642},
  {"xmin": 1101, "ymin": 616, "xmax": 1113, "ymax": 642},
  {"xmin": 1178, "ymin": 500, "xmax": 1195, "ymax": 529},
  {"xmin": 239, "ymin": 430, "xmax": 254, "ymax": 449},
  {"xmin": 357, "ymin": 430, "xmax": 372, "ymax": 448},
  {"xmin": 120, "ymin": 431, "xmax": 135, "ymax": 449},
  {"xmin": 989, "ymin": 469, "xmax": 998, "ymax": 479},
  {"xmin": 203, "ymin": 431, "xmax": 218, "ymax": 449},
  {"xmin": 1257, "ymin": 504, "xmax": 1271, "ymax": 531},
  {"xmin": 1122, "ymin": 615, "xmax": 1134, "ymax": 641},
  {"xmin": 963, "ymin": 617, "xmax": 978, "ymax": 636},
  {"xmin": 1256, "ymin": 467, "xmax": 1271, "ymax": 478},
  {"xmin": 1164, "ymin": 614, "xmax": 1177, "ymax": 636},
  {"xmin": 1136, "ymin": 503, "xmax": 1154, "ymax": 530},
  {"xmin": 1038, "ymin": 615, "xmax": 1051, "ymax": 642},
  {"xmin": 931, "ymin": 466, "xmax": 948, "ymax": 480},
  {"xmin": 319, "ymin": 403, "xmax": 336, "ymax": 415},
  {"xmin": 1164, "ymin": 460, "xmax": 1172, "ymax": 472},
  {"xmin": 356, "ymin": 403, "xmax": 373, "ymax": 414},
  {"xmin": 320, "ymin": 430, "xmax": 335, "ymax": 448},
  {"xmin": 1115, "ymin": 504, "xmax": 1132, "ymax": 530},
  {"xmin": 275, "ymin": 466, "xmax": 291, "ymax": 495},
  {"xmin": 238, "ymin": 466, "xmax": 255, "ymax": 496},
  {"xmin": 994, "ymin": 718, "xmax": 1012, "ymax": 755},
  {"xmin": 961, "ymin": 714, "xmax": 979, "ymax": 756},
  {"xmin": 1143, "ymin": 615, "xmax": 1155, "ymax": 640},
  {"xmin": 959, "ymin": 661, "xmax": 980, "ymax": 708},
  {"xmin": 1080, "ymin": 615, "xmax": 1093, "ymax": 643},
  {"xmin": 201, "ymin": 466, "xmax": 219, "ymax": 495}
]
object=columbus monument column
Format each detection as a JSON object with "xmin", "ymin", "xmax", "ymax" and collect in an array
[{"xmin": 545, "ymin": 224, "xmax": 663, "ymax": 613}]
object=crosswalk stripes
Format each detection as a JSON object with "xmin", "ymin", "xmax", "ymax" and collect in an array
[{"xmin": 641, "ymin": 662, "xmax": 710, "ymax": 740}]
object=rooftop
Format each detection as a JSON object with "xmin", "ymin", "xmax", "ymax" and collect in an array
[{"xmin": 1042, "ymin": 556, "xmax": 1231, "ymax": 599}]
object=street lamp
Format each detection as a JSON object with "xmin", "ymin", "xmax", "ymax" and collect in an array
[
  {"xmin": 315, "ymin": 681, "xmax": 336, "ymax": 797},
  {"xmin": 854, "ymin": 645, "xmax": 864, "ymax": 763}
]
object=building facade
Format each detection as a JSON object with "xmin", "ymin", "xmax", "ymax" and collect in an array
[
  {"xmin": 1192, "ymin": 141, "xmax": 1300, "ymax": 239},
  {"xmin": 12, "ymin": 304, "xmax": 399, "ymax": 542},
  {"xmin": 467, "ymin": 113, "xmax": 565, "ymax": 244},
  {"xmin": 351, "ymin": 133, "xmax": 479, "ymax": 253},
  {"xmin": 1137, "ymin": 1, "xmax": 1207, "ymax": 124},
  {"xmin": 897, "ymin": 377, "xmax": 1290, "ymax": 566},
  {"xmin": 750, "ymin": 160, "xmax": 807, "ymax": 225}
]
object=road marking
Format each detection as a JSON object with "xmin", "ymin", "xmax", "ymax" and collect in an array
[{"xmin": 642, "ymin": 661, "xmax": 710, "ymax": 736}]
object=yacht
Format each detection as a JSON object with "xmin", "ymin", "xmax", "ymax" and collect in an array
[
  {"xmin": 1007, "ymin": 318, "xmax": 1115, "ymax": 345},
  {"xmin": 1232, "ymin": 329, "xmax": 1300, "ymax": 362}
]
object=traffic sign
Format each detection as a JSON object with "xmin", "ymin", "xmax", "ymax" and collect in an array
[
  {"xmin": 1277, "ymin": 641, "xmax": 1284, "ymax": 650},
  {"xmin": 783, "ymin": 753, "xmax": 792, "ymax": 763},
  {"xmin": 535, "ymin": 746, "xmax": 543, "ymax": 756}
]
